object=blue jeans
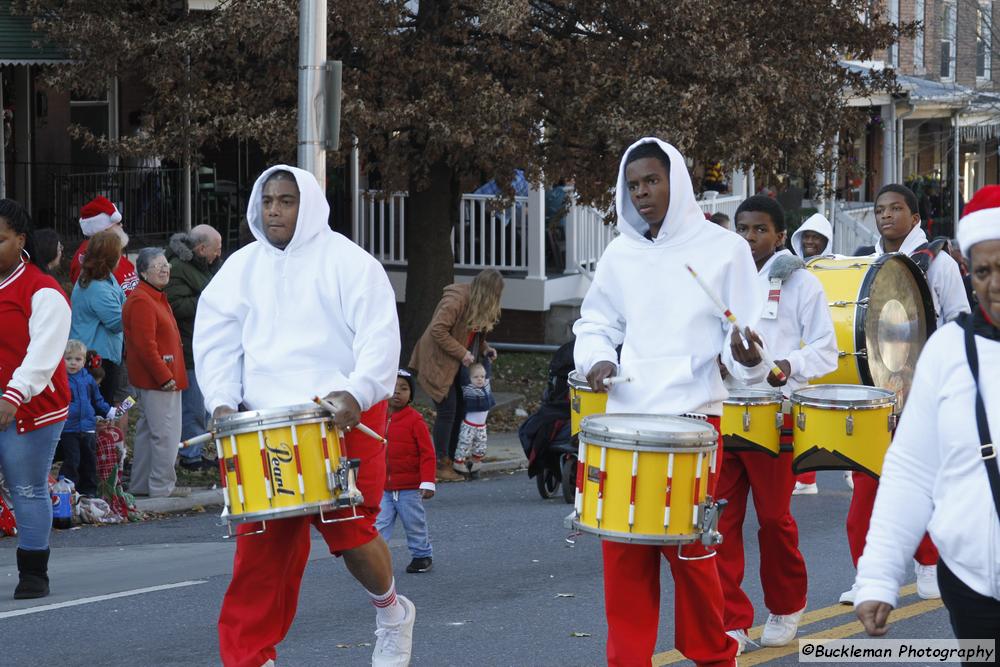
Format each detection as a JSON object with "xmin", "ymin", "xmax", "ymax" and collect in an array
[
  {"xmin": 0, "ymin": 421, "xmax": 64, "ymax": 550},
  {"xmin": 179, "ymin": 367, "xmax": 207, "ymax": 461},
  {"xmin": 375, "ymin": 490, "xmax": 432, "ymax": 559}
]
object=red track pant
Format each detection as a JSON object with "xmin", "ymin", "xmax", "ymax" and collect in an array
[
  {"xmin": 796, "ymin": 471, "xmax": 816, "ymax": 484},
  {"xmin": 602, "ymin": 415, "xmax": 737, "ymax": 667},
  {"xmin": 715, "ymin": 448, "xmax": 807, "ymax": 631},
  {"xmin": 218, "ymin": 402, "xmax": 388, "ymax": 667},
  {"xmin": 846, "ymin": 470, "xmax": 938, "ymax": 567}
]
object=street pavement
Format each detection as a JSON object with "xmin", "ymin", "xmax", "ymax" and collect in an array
[{"xmin": 0, "ymin": 461, "xmax": 956, "ymax": 666}]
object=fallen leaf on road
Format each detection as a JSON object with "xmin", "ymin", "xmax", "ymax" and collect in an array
[
  {"xmin": 358, "ymin": 643, "xmax": 371, "ymax": 647},
  {"xmin": 556, "ymin": 593, "xmax": 575, "ymax": 598},
  {"xmin": 336, "ymin": 644, "xmax": 351, "ymax": 649},
  {"xmin": 570, "ymin": 632, "xmax": 591, "ymax": 638}
]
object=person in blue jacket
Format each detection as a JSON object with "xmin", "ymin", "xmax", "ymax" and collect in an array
[{"xmin": 57, "ymin": 340, "xmax": 116, "ymax": 496}]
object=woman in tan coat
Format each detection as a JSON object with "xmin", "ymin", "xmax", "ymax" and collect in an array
[{"xmin": 410, "ymin": 269, "xmax": 503, "ymax": 481}]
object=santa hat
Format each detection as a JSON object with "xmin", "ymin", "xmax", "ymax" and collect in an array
[
  {"xmin": 958, "ymin": 185, "xmax": 1000, "ymax": 258},
  {"xmin": 79, "ymin": 196, "xmax": 122, "ymax": 237}
]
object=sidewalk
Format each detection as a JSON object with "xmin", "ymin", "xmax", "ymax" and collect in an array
[{"xmin": 135, "ymin": 431, "xmax": 529, "ymax": 515}]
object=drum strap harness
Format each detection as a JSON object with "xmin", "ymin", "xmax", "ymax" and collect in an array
[{"xmin": 963, "ymin": 315, "xmax": 1000, "ymax": 527}]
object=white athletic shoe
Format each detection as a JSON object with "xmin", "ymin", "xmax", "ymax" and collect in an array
[
  {"xmin": 760, "ymin": 607, "xmax": 806, "ymax": 646},
  {"xmin": 844, "ymin": 471, "xmax": 854, "ymax": 490},
  {"xmin": 915, "ymin": 563, "xmax": 941, "ymax": 599},
  {"xmin": 726, "ymin": 629, "xmax": 756, "ymax": 656},
  {"xmin": 373, "ymin": 594, "xmax": 415, "ymax": 667},
  {"xmin": 839, "ymin": 582, "xmax": 859, "ymax": 605},
  {"xmin": 792, "ymin": 482, "xmax": 818, "ymax": 495}
]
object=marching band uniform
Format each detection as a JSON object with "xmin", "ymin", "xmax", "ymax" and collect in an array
[
  {"xmin": 574, "ymin": 138, "xmax": 761, "ymax": 667},
  {"xmin": 194, "ymin": 166, "xmax": 401, "ymax": 667},
  {"xmin": 718, "ymin": 249, "xmax": 837, "ymax": 646}
]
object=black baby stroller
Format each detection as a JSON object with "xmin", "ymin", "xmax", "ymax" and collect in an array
[{"xmin": 519, "ymin": 339, "xmax": 577, "ymax": 503}]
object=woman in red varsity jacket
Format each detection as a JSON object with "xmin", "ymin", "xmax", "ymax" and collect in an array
[{"xmin": 0, "ymin": 199, "xmax": 72, "ymax": 600}]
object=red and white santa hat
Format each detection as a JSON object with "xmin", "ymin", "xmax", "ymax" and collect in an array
[
  {"xmin": 958, "ymin": 185, "xmax": 1000, "ymax": 258},
  {"xmin": 79, "ymin": 196, "xmax": 122, "ymax": 237}
]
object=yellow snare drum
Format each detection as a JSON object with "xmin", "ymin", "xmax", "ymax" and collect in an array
[
  {"xmin": 805, "ymin": 254, "xmax": 934, "ymax": 406},
  {"xmin": 721, "ymin": 388, "xmax": 784, "ymax": 456},
  {"xmin": 790, "ymin": 385, "xmax": 897, "ymax": 478},
  {"xmin": 569, "ymin": 370, "xmax": 608, "ymax": 435},
  {"xmin": 572, "ymin": 414, "xmax": 724, "ymax": 546},
  {"xmin": 213, "ymin": 404, "xmax": 364, "ymax": 528}
]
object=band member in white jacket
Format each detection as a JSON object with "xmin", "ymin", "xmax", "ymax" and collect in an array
[
  {"xmin": 790, "ymin": 212, "xmax": 833, "ymax": 259},
  {"xmin": 718, "ymin": 196, "xmax": 838, "ymax": 651},
  {"xmin": 574, "ymin": 138, "xmax": 762, "ymax": 667},
  {"xmin": 856, "ymin": 185, "xmax": 1000, "ymax": 645},
  {"xmin": 194, "ymin": 166, "xmax": 411, "ymax": 667}
]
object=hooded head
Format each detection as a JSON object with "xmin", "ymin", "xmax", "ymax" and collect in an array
[
  {"xmin": 791, "ymin": 213, "xmax": 833, "ymax": 259},
  {"xmin": 247, "ymin": 165, "xmax": 330, "ymax": 253},
  {"xmin": 615, "ymin": 138, "xmax": 706, "ymax": 246}
]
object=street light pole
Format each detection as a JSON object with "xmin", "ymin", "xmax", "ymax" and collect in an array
[{"xmin": 298, "ymin": 0, "xmax": 327, "ymax": 186}]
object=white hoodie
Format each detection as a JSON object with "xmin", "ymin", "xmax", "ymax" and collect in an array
[
  {"xmin": 856, "ymin": 322, "xmax": 1000, "ymax": 606},
  {"xmin": 193, "ymin": 165, "xmax": 400, "ymax": 413},
  {"xmin": 790, "ymin": 213, "xmax": 833, "ymax": 258},
  {"xmin": 874, "ymin": 224, "xmax": 970, "ymax": 327},
  {"xmin": 572, "ymin": 138, "xmax": 762, "ymax": 416},
  {"xmin": 725, "ymin": 250, "xmax": 838, "ymax": 397}
]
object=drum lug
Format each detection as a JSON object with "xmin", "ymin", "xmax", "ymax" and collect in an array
[
  {"xmin": 796, "ymin": 411, "xmax": 806, "ymax": 431},
  {"xmin": 571, "ymin": 395, "xmax": 580, "ymax": 414},
  {"xmin": 888, "ymin": 413, "xmax": 898, "ymax": 431},
  {"xmin": 698, "ymin": 498, "xmax": 727, "ymax": 548},
  {"xmin": 774, "ymin": 411, "xmax": 784, "ymax": 430},
  {"xmin": 838, "ymin": 350, "xmax": 868, "ymax": 359},
  {"xmin": 742, "ymin": 411, "xmax": 751, "ymax": 432},
  {"xmin": 846, "ymin": 414, "xmax": 854, "ymax": 436}
]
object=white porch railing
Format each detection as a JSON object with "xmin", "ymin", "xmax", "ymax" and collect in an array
[
  {"xmin": 831, "ymin": 202, "xmax": 878, "ymax": 255},
  {"xmin": 455, "ymin": 194, "xmax": 530, "ymax": 270},
  {"xmin": 566, "ymin": 203, "xmax": 615, "ymax": 278},
  {"xmin": 698, "ymin": 193, "xmax": 743, "ymax": 221}
]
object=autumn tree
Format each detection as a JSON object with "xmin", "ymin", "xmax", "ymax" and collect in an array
[{"xmin": 20, "ymin": 0, "xmax": 898, "ymax": 358}]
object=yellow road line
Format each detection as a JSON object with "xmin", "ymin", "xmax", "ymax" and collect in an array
[{"xmin": 652, "ymin": 584, "xmax": 921, "ymax": 666}]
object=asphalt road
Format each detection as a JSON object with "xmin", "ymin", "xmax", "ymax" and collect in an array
[{"xmin": 0, "ymin": 470, "xmax": 956, "ymax": 666}]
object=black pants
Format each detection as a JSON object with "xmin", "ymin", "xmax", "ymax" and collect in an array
[
  {"xmin": 99, "ymin": 359, "xmax": 123, "ymax": 406},
  {"xmin": 431, "ymin": 374, "xmax": 465, "ymax": 461},
  {"xmin": 57, "ymin": 431, "xmax": 98, "ymax": 496},
  {"xmin": 939, "ymin": 559, "xmax": 1000, "ymax": 665}
]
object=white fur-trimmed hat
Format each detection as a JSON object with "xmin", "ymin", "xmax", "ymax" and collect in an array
[
  {"xmin": 79, "ymin": 196, "xmax": 122, "ymax": 237},
  {"xmin": 958, "ymin": 185, "xmax": 1000, "ymax": 258}
]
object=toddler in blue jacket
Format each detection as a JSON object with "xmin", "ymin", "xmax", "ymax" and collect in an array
[
  {"xmin": 453, "ymin": 359, "xmax": 497, "ymax": 474},
  {"xmin": 58, "ymin": 340, "xmax": 116, "ymax": 496}
]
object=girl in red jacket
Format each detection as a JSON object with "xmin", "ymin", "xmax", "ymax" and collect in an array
[{"xmin": 375, "ymin": 370, "xmax": 436, "ymax": 573}]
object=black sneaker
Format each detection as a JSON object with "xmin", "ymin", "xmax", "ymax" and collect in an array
[{"xmin": 406, "ymin": 557, "xmax": 432, "ymax": 573}]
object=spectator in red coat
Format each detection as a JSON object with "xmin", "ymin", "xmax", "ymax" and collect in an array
[
  {"xmin": 122, "ymin": 247, "xmax": 188, "ymax": 498},
  {"xmin": 69, "ymin": 196, "xmax": 138, "ymax": 297},
  {"xmin": 375, "ymin": 370, "xmax": 436, "ymax": 574}
]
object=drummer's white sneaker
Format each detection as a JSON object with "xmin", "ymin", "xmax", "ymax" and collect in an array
[
  {"xmin": 726, "ymin": 629, "xmax": 756, "ymax": 656},
  {"xmin": 915, "ymin": 563, "xmax": 941, "ymax": 599},
  {"xmin": 844, "ymin": 471, "xmax": 855, "ymax": 490},
  {"xmin": 760, "ymin": 607, "xmax": 805, "ymax": 646},
  {"xmin": 839, "ymin": 582, "xmax": 859, "ymax": 605},
  {"xmin": 792, "ymin": 482, "xmax": 818, "ymax": 495},
  {"xmin": 373, "ymin": 594, "xmax": 415, "ymax": 667}
]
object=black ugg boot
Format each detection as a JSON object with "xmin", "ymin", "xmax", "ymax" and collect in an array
[{"xmin": 14, "ymin": 548, "xmax": 49, "ymax": 599}]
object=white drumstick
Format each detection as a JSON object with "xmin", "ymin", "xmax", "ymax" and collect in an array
[
  {"xmin": 179, "ymin": 432, "xmax": 213, "ymax": 449},
  {"xmin": 602, "ymin": 376, "xmax": 633, "ymax": 386},
  {"xmin": 313, "ymin": 396, "xmax": 388, "ymax": 444}
]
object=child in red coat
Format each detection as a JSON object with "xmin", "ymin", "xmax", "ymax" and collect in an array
[{"xmin": 375, "ymin": 370, "xmax": 437, "ymax": 573}]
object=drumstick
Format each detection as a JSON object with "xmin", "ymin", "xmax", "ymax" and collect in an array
[
  {"xmin": 179, "ymin": 432, "xmax": 213, "ymax": 449},
  {"xmin": 312, "ymin": 396, "xmax": 388, "ymax": 444},
  {"xmin": 684, "ymin": 264, "xmax": 788, "ymax": 383},
  {"xmin": 602, "ymin": 376, "xmax": 633, "ymax": 386}
]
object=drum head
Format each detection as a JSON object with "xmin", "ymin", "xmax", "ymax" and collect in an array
[
  {"xmin": 580, "ymin": 413, "xmax": 717, "ymax": 448},
  {"xmin": 214, "ymin": 403, "xmax": 330, "ymax": 436},
  {"xmin": 724, "ymin": 388, "xmax": 783, "ymax": 405},
  {"xmin": 860, "ymin": 254, "xmax": 935, "ymax": 403},
  {"xmin": 791, "ymin": 384, "xmax": 896, "ymax": 409}
]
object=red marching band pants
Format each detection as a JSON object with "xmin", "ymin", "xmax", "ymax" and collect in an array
[
  {"xmin": 714, "ymin": 415, "xmax": 807, "ymax": 632},
  {"xmin": 846, "ymin": 470, "xmax": 938, "ymax": 568},
  {"xmin": 217, "ymin": 401, "xmax": 389, "ymax": 667},
  {"xmin": 602, "ymin": 415, "xmax": 739, "ymax": 667}
]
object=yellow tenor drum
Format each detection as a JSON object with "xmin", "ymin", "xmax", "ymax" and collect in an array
[
  {"xmin": 572, "ymin": 414, "xmax": 724, "ymax": 546},
  {"xmin": 805, "ymin": 254, "xmax": 934, "ymax": 405},
  {"xmin": 213, "ymin": 404, "xmax": 364, "ymax": 526},
  {"xmin": 569, "ymin": 370, "xmax": 608, "ymax": 435},
  {"xmin": 790, "ymin": 385, "xmax": 897, "ymax": 478},
  {"xmin": 721, "ymin": 388, "xmax": 785, "ymax": 457}
]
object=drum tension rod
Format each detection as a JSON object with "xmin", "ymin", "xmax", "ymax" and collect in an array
[
  {"xmin": 846, "ymin": 414, "xmax": 854, "ymax": 436},
  {"xmin": 829, "ymin": 297, "xmax": 870, "ymax": 307},
  {"xmin": 838, "ymin": 350, "xmax": 868, "ymax": 358}
]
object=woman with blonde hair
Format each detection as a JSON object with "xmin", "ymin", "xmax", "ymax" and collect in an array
[{"xmin": 410, "ymin": 269, "xmax": 504, "ymax": 481}]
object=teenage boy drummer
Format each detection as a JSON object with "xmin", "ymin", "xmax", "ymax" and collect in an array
[{"xmin": 574, "ymin": 138, "xmax": 763, "ymax": 667}]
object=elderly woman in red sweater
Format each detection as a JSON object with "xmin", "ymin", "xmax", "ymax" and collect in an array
[{"xmin": 123, "ymin": 247, "xmax": 188, "ymax": 498}]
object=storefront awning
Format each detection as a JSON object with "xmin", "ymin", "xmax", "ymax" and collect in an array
[{"xmin": 0, "ymin": 1, "xmax": 65, "ymax": 65}]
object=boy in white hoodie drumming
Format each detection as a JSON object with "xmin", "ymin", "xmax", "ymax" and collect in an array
[
  {"xmin": 574, "ymin": 138, "xmax": 763, "ymax": 667},
  {"xmin": 718, "ymin": 196, "xmax": 838, "ymax": 652},
  {"xmin": 194, "ymin": 166, "xmax": 412, "ymax": 667}
]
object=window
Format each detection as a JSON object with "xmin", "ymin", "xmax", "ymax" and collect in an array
[
  {"xmin": 978, "ymin": 1, "xmax": 992, "ymax": 80},
  {"xmin": 887, "ymin": 0, "xmax": 900, "ymax": 67},
  {"xmin": 69, "ymin": 89, "xmax": 109, "ymax": 170},
  {"xmin": 914, "ymin": 0, "xmax": 925, "ymax": 70},
  {"xmin": 941, "ymin": 0, "xmax": 956, "ymax": 81}
]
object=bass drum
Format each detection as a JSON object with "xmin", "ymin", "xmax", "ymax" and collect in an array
[{"xmin": 805, "ymin": 254, "xmax": 935, "ymax": 406}]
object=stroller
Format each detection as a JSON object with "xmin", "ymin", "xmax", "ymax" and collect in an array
[{"xmin": 519, "ymin": 339, "xmax": 577, "ymax": 503}]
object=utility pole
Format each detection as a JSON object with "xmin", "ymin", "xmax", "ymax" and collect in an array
[{"xmin": 298, "ymin": 0, "xmax": 327, "ymax": 186}]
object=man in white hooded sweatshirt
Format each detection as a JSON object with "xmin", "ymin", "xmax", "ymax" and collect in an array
[
  {"xmin": 574, "ymin": 138, "xmax": 762, "ymax": 667},
  {"xmin": 790, "ymin": 212, "xmax": 833, "ymax": 260},
  {"xmin": 194, "ymin": 166, "xmax": 412, "ymax": 667}
]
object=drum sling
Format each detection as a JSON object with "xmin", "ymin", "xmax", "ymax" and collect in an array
[{"xmin": 963, "ymin": 314, "xmax": 1000, "ymax": 529}]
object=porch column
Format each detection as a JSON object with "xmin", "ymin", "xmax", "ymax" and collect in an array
[
  {"xmin": 978, "ymin": 139, "xmax": 987, "ymax": 191},
  {"xmin": 527, "ymin": 182, "xmax": 546, "ymax": 280},
  {"xmin": 731, "ymin": 169, "xmax": 747, "ymax": 199},
  {"xmin": 563, "ymin": 199, "xmax": 578, "ymax": 275},
  {"xmin": 881, "ymin": 102, "xmax": 896, "ymax": 188},
  {"xmin": 350, "ymin": 136, "xmax": 361, "ymax": 244},
  {"xmin": 748, "ymin": 166, "xmax": 756, "ymax": 197},
  {"xmin": 953, "ymin": 110, "xmax": 961, "ymax": 234}
]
